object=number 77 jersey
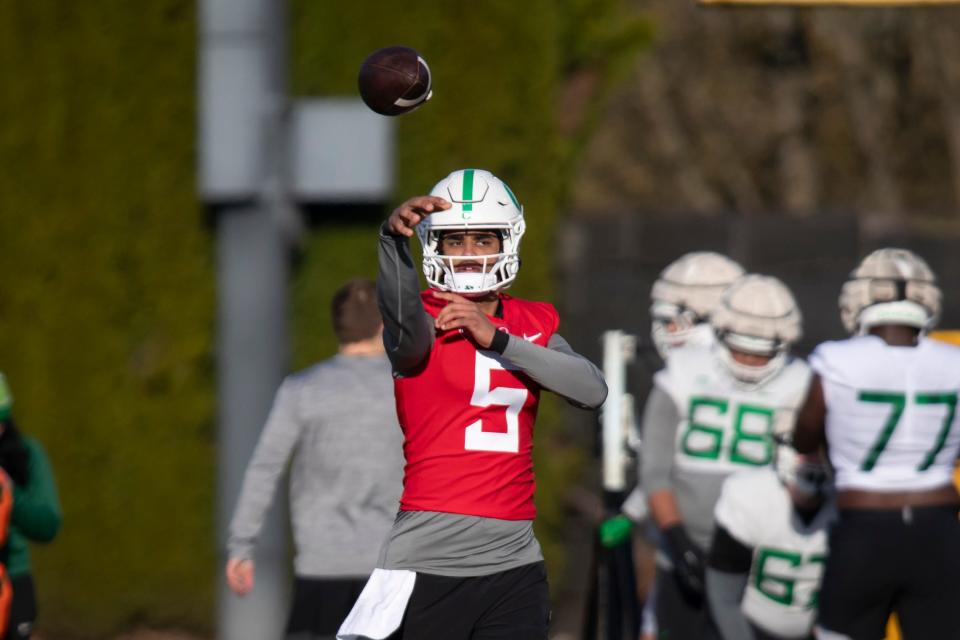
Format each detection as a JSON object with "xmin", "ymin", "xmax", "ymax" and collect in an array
[
  {"xmin": 811, "ymin": 335, "xmax": 960, "ymax": 492},
  {"xmin": 393, "ymin": 291, "xmax": 560, "ymax": 521},
  {"xmin": 656, "ymin": 346, "xmax": 812, "ymax": 474}
]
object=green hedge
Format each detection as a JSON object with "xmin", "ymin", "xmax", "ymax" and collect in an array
[
  {"xmin": 0, "ymin": 2, "xmax": 214, "ymax": 636},
  {"xmin": 0, "ymin": 1, "xmax": 646, "ymax": 636}
]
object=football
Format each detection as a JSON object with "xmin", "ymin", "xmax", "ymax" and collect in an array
[{"xmin": 357, "ymin": 46, "xmax": 433, "ymax": 116}]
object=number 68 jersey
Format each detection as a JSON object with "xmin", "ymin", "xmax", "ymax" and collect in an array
[
  {"xmin": 393, "ymin": 291, "xmax": 559, "ymax": 521},
  {"xmin": 810, "ymin": 335, "xmax": 960, "ymax": 492},
  {"xmin": 656, "ymin": 346, "xmax": 812, "ymax": 475}
]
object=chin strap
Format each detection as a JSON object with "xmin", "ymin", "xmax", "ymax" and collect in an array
[
  {"xmin": 441, "ymin": 270, "xmax": 500, "ymax": 294},
  {"xmin": 856, "ymin": 300, "xmax": 932, "ymax": 335}
]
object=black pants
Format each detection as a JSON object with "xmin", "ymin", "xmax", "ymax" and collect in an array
[
  {"xmin": 751, "ymin": 622, "xmax": 813, "ymax": 640},
  {"xmin": 6, "ymin": 575, "xmax": 35, "ymax": 640},
  {"xmin": 817, "ymin": 506, "xmax": 960, "ymax": 640},
  {"xmin": 654, "ymin": 567, "xmax": 721, "ymax": 640},
  {"xmin": 285, "ymin": 576, "xmax": 367, "ymax": 640},
  {"xmin": 390, "ymin": 561, "xmax": 550, "ymax": 640}
]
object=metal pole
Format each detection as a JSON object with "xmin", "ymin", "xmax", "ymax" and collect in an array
[
  {"xmin": 599, "ymin": 330, "xmax": 639, "ymax": 640},
  {"xmin": 200, "ymin": 0, "xmax": 292, "ymax": 638},
  {"xmin": 602, "ymin": 331, "xmax": 635, "ymax": 493},
  {"xmin": 215, "ymin": 205, "xmax": 291, "ymax": 640}
]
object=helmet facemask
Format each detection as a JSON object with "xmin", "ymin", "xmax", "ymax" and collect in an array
[
  {"xmin": 420, "ymin": 225, "xmax": 524, "ymax": 295},
  {"xmin": 709, "ymin": 274, "xmax": 802, "ymax": 389},
  {"xmin": 418, "ymin": 169, "xmax": 525, "ymax": 295},
  {"xmin": 650, "ymin": 301, "xmax": 715, "ymax": 360},
  {"xmin": 715, "ymin": 332, "xmax": 789, "ymax": 389}
]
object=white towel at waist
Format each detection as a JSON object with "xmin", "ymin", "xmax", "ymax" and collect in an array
[{"xmin": 337, "ymin": 568, "xmax": 417, "ymax": 640}]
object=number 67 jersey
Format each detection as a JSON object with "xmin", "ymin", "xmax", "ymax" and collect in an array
[
  {"xmin": 393, "ymin": 291, "xmax": 560, "ymax": 521},
  {"xmin": 811, "ymin": 335, "xmax": 960, "ymax": 492}
]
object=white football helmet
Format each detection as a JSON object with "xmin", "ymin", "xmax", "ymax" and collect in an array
[
  {"xmin": 650, "ymin": 252, "xmax": 745, "ymax": 359},
  {"xmin": 839, "ymin": 248, "xmax": 941, "ymax": 335},
  {"xmin": 417, "ymin": 169, "xmax": 525, "ymax": 294},
  {"xmin": 710, "ymin": 274, "xmax": 802, "ymax": 386}
]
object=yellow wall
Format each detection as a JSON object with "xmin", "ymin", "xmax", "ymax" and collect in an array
[{"xmin": 930, "ymin": 330, "xmax": 960, "ymax": 346}]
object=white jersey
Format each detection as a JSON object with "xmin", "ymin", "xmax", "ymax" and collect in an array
[
  {"xmin": 810, "ymin": 336, "xmax": 960, "ymax": 492},
  {"xmin": 655, "ymin": 345, "xmax": 812, "ymax": 475},
  {"xmin": 715, "ymin": 469, "xmax": 833, "ymax": 639}
]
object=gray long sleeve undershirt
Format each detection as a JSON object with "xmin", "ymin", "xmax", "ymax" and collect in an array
[
  {"xmin": 706, "ymin": 568, "xmax": 755, "ymax": 640},
  {"xmin": 376, "ymin": 224, "xmax": 607, "ymax": 409},
  {"xmin": 640, "ymin": 384, "xmax": 727, "ymax": 551},
  {"xmin": 639, "ymin": 385, "xmax": 681, "ymax": 496},
  {"xmin": 377, "ymin": 225, "xmax": 435, "ymax": 373},
  {"xmin": 502, "ymin": 332, "xmax": 607, "ymax": 408}
]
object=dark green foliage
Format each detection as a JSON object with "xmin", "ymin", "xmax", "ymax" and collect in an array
[
  {"xmin": 0, "ymin": 2, "xmax": 214, "ymax": 637},
  {"xmin": 0, "ymin": 0, "xmax": 645, "ymax": 636}
]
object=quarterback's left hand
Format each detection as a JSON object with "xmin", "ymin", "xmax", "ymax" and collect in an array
[{"xmin": 432, "ymin": 291, "xmax": 497, "ymax": 348}]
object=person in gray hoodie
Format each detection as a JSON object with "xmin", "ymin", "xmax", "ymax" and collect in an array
[{"xmin": 225, "ymin": 278, "xmax": 405, "ymax": 640}]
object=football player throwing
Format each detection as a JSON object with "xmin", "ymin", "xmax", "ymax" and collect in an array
[{"xmin": 338, "ymin": 169, "xmax": 608, "ymax": 640}]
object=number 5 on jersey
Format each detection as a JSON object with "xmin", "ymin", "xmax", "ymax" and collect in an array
[{"xmin": 465, "ymin": 351, "xmax": 528, "ymax": 453}]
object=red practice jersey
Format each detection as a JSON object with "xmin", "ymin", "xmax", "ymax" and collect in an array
[{"xmin": 394, "ymin": 290, "xmax": 560, "ymax": 520}]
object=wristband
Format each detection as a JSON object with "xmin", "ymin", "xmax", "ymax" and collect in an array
[{"xmin": 489, "ymin": 329, "xmax": 510, "ymax": 354}]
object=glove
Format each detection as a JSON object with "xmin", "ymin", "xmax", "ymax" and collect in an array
[
  {"xmin": 664, "ymin": 524, "xmax": 706, "ymax": 601},
  {"xmin": 599, "ymin": 514, "xmax": 634, "ymax": 548}
]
